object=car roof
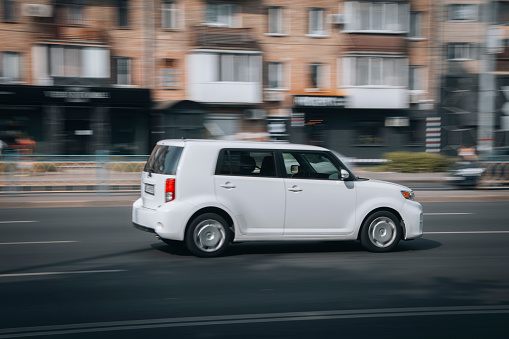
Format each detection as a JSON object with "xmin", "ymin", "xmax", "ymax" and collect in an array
[{"xmin": 157, "ymin": 139, "xmax": 329, "ymax": 152}]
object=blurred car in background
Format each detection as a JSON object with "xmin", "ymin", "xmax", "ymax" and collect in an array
[
  {"xmin": 445, "ymin": 162, "xmax": 486, "ymax": 188},
  {"xmin": 445, "ymin": 147, "xmax": 509, "ymax": 188}
]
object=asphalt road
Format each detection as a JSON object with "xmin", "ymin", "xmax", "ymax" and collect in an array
[{"xmin": 0, "ymin": 202, "xmax": 508, "ymax": 338}]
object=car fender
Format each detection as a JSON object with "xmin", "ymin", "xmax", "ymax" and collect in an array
[{"xmin": 354, "ymin": 180, "xmax": 407, "ymax": 236}]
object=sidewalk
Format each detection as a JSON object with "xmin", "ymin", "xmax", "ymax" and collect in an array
[{"xmin": 0, "ymin": 193, "xmax": 140, "ymax": 208}]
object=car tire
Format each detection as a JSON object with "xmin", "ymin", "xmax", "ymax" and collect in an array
[
  {"xmin": 185, "ymin": 213, "xmax": 231, "ymax": 257},
  {"xmin": 360, "ymin": 211, "xmax": 402, "ymax": 253}
]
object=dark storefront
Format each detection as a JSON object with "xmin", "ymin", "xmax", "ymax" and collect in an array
[
  {"xmin": 494, "ymin": 75, "xmax": 509, "ymax": 147},
  {"xmin": 0, "ymin": 85, "xmax": 151, "ymax": 155},
  {"xmin": 291, "ymin": 95, "xmax": 426, "ymax": 159},
  {"xmin": 151, "ymin": 100, "xmax": 207, "ymax": 147}
]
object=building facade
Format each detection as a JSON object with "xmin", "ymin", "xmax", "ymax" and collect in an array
[
  {"xmin": 438, "ymin": 0, "xmax": 509, "ymax": 156},
  {"xmin": 1, "ymin": 0, "xmax": 440, "ymax": 158}
]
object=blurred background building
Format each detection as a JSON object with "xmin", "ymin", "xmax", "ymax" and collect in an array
[{"xmin": 0, "ymin": 0, "xmax": 508, "ymax": 157}]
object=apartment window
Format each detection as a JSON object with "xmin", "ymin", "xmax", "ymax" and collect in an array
[
  {"xmin": 49, "ymin": 46, "xmax": 79, "ymax": 77},
  {"xmin": 206, "ymin": 3, "xmax": 236, "ymax": 27},
  {"xmin": 267, "ymin": 62, "xmax": 283, "ymax": 89},
  {"xmin": 48, "ymin": 45, "xmax": 109, "ymax": 78},
  {"xmin": 409, "ymin": 12, "xmax": 422, "ymax": 38},
  {"xmin": 449, "ymin": 4, "xmax": 478, "ymax": 21},
  {"xmin": 309, "ymin": 8, "xmax": 325, "ymax": 35},
  {"xmin": 217, "ymin": 54, "xmax": 259, "ymax": 82},
  {"xmin": 160, "ymin": 59, "xmax": 179, "ymax": 87},
  {"xmin": 267, "ymin": 6, "xmax": 283, "ymax": 34},
  {"xmin": 114, "ymin": 57, "xmax": 131, "ymax": 85},
  {"xmin": 499, "ymin": 3, "xmax": 509, "ymax": 24},
  {"xmin": 409, "ymin": 66, "xmax": 425, "ymax": 91},
  {"xmin": 1, "ymin": 52, "xmax": 21, "ymax": 82},
  {"xmin": 310, "ymin": 63, "xmax": 328, "ymax": 89},
  {"xmin": 448, "ymin": 43, "xmax": 473, "ymax": 60},
  {"xmin": 162, "ymin": 1, "xmax": 177, "ymax": 29},
  {"xmin": 118, "ymin": 0, "xmax": 129, "ymax": 27},
  {"xmin": 345, "ymin": 1, "xmax": 408, "ymax": 32},
  {"xmin": 56, "ymin": 3, "xmax": 84, "ymax": 25},
  {"xmin": 345, "ymin": 57, "xmax": 406, "ymax": 87},
  {"xmin": 3, "ymin": 0, "xmax": 15, "ymax": 21}
]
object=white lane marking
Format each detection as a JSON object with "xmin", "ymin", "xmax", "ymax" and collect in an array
[
  {"xmin": 424, "ymin": 231, "xmax": 509, "ymax": 234},
  {"xmin": 0, "ymin": 241, "xmax": 77, "ymax": 245},
  {"xmin": 0, "ymin": 221, "xmax": 38, "ymax": 224},
  {"xmin": 0, "ymin": 305, "xmax": 507, "ymax": 338},
  {"xmin": 0, "ymin": 270, "xmax": 126, "ymax": 278},
  {"xmin": 424, "ymin": 213, "xmax": 473, "ymax": 215}
]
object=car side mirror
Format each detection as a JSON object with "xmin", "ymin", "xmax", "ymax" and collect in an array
[
  {"xmin": 291, "ymin": 165, "xmax": 299, "ymax": 174},
  {"xmin": 341, "ymin": 169, "xmax": 350, "ymax": 180}
]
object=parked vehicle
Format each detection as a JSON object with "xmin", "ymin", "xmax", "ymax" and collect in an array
[{"xmin": 132, "ymin": 140, "xmax": 423, "ymax": 257}]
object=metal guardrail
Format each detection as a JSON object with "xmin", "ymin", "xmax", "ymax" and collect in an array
[{"xmin": 0, "ymin": 152, "xmax": 149, "ymax": 194}]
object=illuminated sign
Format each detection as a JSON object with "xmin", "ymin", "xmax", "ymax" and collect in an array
[
  {"xmin": 294, "ymin": 95, "xmax": 345, "ymax": 107},
  {"xmin": 43, "ymin": 87, "xmax": 110, "ymax": 103}
]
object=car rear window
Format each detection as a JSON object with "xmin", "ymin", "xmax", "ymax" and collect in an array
[{"xmin": 144, "ymin": 145, "xmax": 183, "ymax": 175}]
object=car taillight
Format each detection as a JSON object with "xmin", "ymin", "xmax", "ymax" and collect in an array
[{"xmin": 165, "ymin": 179, "xmax": 175, "ymax": 202}]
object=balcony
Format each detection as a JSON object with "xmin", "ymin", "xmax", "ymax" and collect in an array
[
  {"xmin": 34, "ymin": 24, "xmax": 108, "ymax": 43},
  {"xmin": 192, "ymin": 26, "xmax": 259, "ymax": 50},
  {"xmin": 344, "ymin": 34, "xmax": 407, "ymax": 54}
]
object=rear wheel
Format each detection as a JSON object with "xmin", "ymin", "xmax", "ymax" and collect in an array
[
  {"xmin": 360, "ymin": 211, "xmax": 402, "ymax": 253},
  {"xmin": 186, "ymin": 213, "xmax": 231, "ymax": 257}
]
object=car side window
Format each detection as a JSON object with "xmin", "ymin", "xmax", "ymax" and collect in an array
[
  {"xmin": 217, "ymin": 150, "xmax": 277, "ymax": 177},
  {"xmin": 283, "ymin": 152, "xmax": 342, "ymax": 180}
]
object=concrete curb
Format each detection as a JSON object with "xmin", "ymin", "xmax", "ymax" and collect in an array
[{"xmin": 0, "ymin": 199, "xmax": 138, "ymax": 209}]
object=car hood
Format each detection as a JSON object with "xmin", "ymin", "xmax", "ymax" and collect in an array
[{"xmin": 363, "ymin": 179, "xmax": 411, "ymax": 191}]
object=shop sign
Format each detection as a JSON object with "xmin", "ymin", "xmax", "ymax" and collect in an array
[
  {"xmin": 75, "ymin": 130, "xmax": 94, "ymax": 136},
  {"xmin": 267, "ymin": 117, "xmax": 290, "ymax": 141},
  {"xmin": 43, "ymin": 87, "xmax": 110, "ymax": 103},
  {"xmin": 294, "ymin": 95, "xmax": 345, "ymax": 108},
  {"xmin": 385, "ymin": 117, "xmax": 409, "ymax": 127}
]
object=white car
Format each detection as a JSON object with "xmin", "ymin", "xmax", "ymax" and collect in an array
[{"xmin": 132, "ymin": 140, "xmax": 423, "ymax": 257}]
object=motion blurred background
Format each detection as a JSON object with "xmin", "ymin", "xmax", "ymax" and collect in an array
[{"xmin": 1, "ymin": 0, "xmax": 509, "ymax": 191}]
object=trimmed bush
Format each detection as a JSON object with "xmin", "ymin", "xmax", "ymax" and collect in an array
[
  {"xmin": 32, "ymin": 162, "xmax": 58, "ymax": 173},
  {"xmin": 380, "ymin": 152, "xmax": 456, "ymax": 173},
  {"xmin": 0, "ymin": 162, "xmax": 17, "ymax": 173},
  {"xmin": 109, "ymin": 162, "xmax": 145, "ymax": 172}
]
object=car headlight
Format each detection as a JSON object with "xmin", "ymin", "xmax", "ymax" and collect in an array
[{"xmin": 401, "ymin": 190, "xmax": 415, "ymax": 201}]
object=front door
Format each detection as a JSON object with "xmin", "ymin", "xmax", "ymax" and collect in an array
[{"xmin": 282, "ymin": 151, "xmax": 357, "ymax": 235}]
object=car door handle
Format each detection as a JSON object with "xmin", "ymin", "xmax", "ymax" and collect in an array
[
  {"xmin": 288, "ymin": 185, "xmax": 302, "ymax": 192},
  {"xmin": 221, "ymin": 182, "xmax": 236, "ymax": 189}
]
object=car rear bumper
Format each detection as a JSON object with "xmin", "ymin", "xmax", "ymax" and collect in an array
[
  {"xmin": 132, "ymin": 222, "xmax": 156, "ymax": 234},
  {"xmin": 131, "ymin": 198, "xmax": 194, "ymax": 241}
]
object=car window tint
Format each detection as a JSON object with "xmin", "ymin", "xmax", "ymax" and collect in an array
[
  {"xmin": 144, "ymin": 145, "xmax": 183, "ymax": 175},
  {"xmin": 217, "ymin": 150, "xmax": 276, "ymax": 177},
  {"xmin": 283, "ymin": 152, "xmax": 341, "ymax": 179}
]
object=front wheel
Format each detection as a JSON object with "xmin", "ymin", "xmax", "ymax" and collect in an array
[
  {"xmin": 185, "ymin": 213, "xmax": 231, "ymax": 257},
  {"xmin": 360, "ymin": 211, "xmax": 402, "ymax": 253}
]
